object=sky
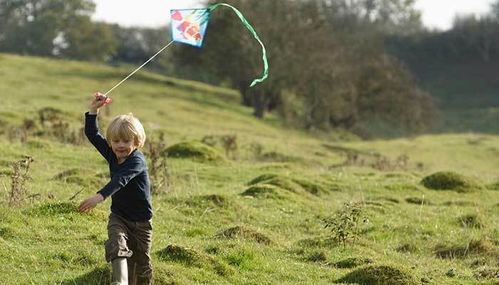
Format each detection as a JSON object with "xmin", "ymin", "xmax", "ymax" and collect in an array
[{"xmin": 91, "ymin": 0, "xmax": 495, "ymax": 31}]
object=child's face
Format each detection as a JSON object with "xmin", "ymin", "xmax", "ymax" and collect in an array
[{"xmin": 110, "ymin": 137, "xmax": 136, "ymax": 162}]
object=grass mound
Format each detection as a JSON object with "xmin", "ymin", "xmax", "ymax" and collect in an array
[
  {"xmin": 332, "ymin": 257, "xmax": 373, "ymax": 268},
  {"xmin": 435, "ymin": 239, "xmax": 495, "ymax": 259},
  {"xmin": 335, "ymin": 265, "xmax": 419, "ymax": 285},
  {"xmin": 187, "ymin": 194, "xmax": 233, "ymax": 208},
  {"xmin": 52, "ymin": 169, "xmax": 103, "ymax": 187},
  {"xmin": 164, "ymin": 141, "xmax": 226, "ymax": 163},
  {"xmin": 215, "ymin": 226, "xmax": 273, "ymax": 245},
  {"xmin": 240, "ymin": 184, "xmax": 283, "ymax": 198},
  {"xmin": 405, "ymin": 197, "xmax": 434, "ymax": 205},
  {"xmin": 474, "ymin": 267, "xmax": 499, "ymax": 279},
  {"xmin": 396, "ymin": 243, "xmax": 419, "ymax": 253},
  {"xmin": 487, "ymin": 182, "xmax": 499, "ymax": 191},
  {"xmin": 247, "ymin": 173, "xmax": 327, "ymax": 195},
  {"xmin": 61, "ymin": 265, "xmax": 109, "ymax": 285},
  {"xmin": 441, "ymin": 200, "xmax": 478, "ymax": 207},
  {"xmin": 421, "ymin": 171, "xmax": 482, "ymax": 192},
  {"xmin": 156, "ymin": 244, "xmax": 231, "ymax": 276},
  {"xmin": 458, "ymin": 214, "xmax": 484, "ymax": 229},
  {"xmin": 306, "ymin": 251, "xmax": 328, "ymax": 262}
]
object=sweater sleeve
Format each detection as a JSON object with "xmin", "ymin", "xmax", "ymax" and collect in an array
[
  {"xmin": 97, "ymin": 155, "xmax": 146, "ymax": 198},
  {"xmin": 84, "ymin": 112, "xmax": 113, "ymax": 162}
]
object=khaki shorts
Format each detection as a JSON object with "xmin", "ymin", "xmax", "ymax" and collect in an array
[{"xmin": 105, "ymin": 213, "xmax": 153, "ymax": 284}]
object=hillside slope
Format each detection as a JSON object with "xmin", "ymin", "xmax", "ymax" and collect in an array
[{"xmin": 0, "ymin": 53, "xmax": 498, "ymax": 284}]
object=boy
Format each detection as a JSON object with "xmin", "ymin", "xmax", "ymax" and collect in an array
[{"xmin": 78, "ymin": 93, "xmax": 153, "ymax": 285}]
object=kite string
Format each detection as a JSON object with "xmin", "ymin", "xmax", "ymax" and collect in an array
[{"xmin": 103, "ymin": 40, "xmax": 175, "ymax": 96}]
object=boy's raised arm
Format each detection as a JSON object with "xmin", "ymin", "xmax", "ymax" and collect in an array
[{"xmin": 85, "ymin": 93, "xmax": 113, "ymax": 161}]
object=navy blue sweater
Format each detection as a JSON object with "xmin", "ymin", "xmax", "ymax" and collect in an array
[{"xmin": 85, "ymin": 112, "xmax": 153, "ymax": 222}]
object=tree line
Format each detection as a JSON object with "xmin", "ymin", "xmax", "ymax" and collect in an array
[{"xmin": 1, "ymin": 0, "xmax": 497, "ymax": 137}]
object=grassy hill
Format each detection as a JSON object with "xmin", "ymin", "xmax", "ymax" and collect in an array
[{"xmin": 0, "ymin": 53, "xmax": 499, "ymax": 284}]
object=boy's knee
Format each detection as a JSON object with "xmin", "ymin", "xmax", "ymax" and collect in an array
[{"xmin": 105, "ymin": 233, "xmax": 133, "ymax": 262}]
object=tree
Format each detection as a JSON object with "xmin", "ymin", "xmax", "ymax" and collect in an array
[{"xmin": 0, "ymin": 0, "xmax": 116, "ymax": 60}]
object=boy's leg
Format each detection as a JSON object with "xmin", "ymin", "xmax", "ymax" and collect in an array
[
  {"xmin": 106, "ymin": 214, "xmax": 133, "ymax": 283},
  {"xmin": 130, "ymin": 220, "xmax": 153, "ymax": 285}
]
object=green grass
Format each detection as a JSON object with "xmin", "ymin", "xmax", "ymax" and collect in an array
[{"xmin": 0, "ymin": 53, "xmax": 499, "ymax": 284}]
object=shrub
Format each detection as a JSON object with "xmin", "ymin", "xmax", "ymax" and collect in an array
[{"xmin": 324, "ymin": 202, "xmax": 368, "ymax": 246}]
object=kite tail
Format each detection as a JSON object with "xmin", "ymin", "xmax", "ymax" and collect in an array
[{"xmin": 209, "ymin": 3, "xmax": 269, "ymax": 87}]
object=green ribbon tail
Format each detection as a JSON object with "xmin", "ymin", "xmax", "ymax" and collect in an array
[{"xmin": 209, "ymin": 3, "xmax": 269, "ymax": 87}]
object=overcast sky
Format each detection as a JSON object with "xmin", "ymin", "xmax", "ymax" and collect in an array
[{"xmin": 91, "ymin": 0, "xmax": 495, "ymax": 31}]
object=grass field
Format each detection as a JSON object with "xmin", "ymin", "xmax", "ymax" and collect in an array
[{"xmin": 0, "ymin": 53, "xmax": 498, "ymax": 284}]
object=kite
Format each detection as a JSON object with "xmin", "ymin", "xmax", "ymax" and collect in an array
[{"xmin": 103, "ymin": 3, "xmax": 269, "ymax": 96}]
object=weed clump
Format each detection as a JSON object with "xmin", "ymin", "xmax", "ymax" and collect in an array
[
  {"xmin": 164, "ymin": 141, "xmax": 226, "ymax": 163},
  {"xmin": 421, "ymin": 171, "xmax": 482, "ymax": 192},
  {"xmin": 332, "ymin": 257, "xmax": 373, "ymax": 268},
  {"xmin": 216, "ymin": 226, "xmax": 272, "ymax": 245},
  {"xmin": 240, "ymin": 184, "xmax": 282, "ymax": 198},
  {"xmin": 335, "ymin": 265, "xmax": 419, "ymax": 285},
  {"xmin": 156, "ymin": 244, "xmax": 231, "ymax": 276},
  {"xmin": 435, "ymin": 239, "xmax": 495, "ymax": 259}
]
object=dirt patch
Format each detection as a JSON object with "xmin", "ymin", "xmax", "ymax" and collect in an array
[
  {"xmin": 215, "ymin": 226, "xmax": 273, "ymax": 245},
  {"xmin": 421, "ymin": 171, "xmax": 482, "ymax": 192},
  {"xmin": 165, "ymin": 141, "xmax": 226, "ymax": 163},
  {"xmin": 335, "ymin": 265, "xmax": 419, "ymax": 285}
]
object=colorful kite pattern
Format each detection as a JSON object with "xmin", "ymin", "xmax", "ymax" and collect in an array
[
  {"xmin": 171, "ymin": 3, "xmax": 268, "ymax": 87},
  {"xmin": 171, "ymin": 9, "xmax": 210, "ymax": 48}
]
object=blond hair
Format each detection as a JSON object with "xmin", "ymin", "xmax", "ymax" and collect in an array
[{"xmin": 106, "ymin": 113, "xmax": 146, "ymax": 148}]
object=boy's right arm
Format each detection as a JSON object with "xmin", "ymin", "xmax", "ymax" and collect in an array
[{"xmin": 85, "ymin": 93, "xmax": 113, "ymax": 161}]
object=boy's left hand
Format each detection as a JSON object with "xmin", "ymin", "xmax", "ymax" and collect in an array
[{"xmin": 78, "ymin": 194, "xmax": 104, "ymax": 213}]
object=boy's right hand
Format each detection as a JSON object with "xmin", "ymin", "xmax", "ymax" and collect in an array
[{"xmin": 89, "ymin": 92, "xmax": 112, "ymax": 114}]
